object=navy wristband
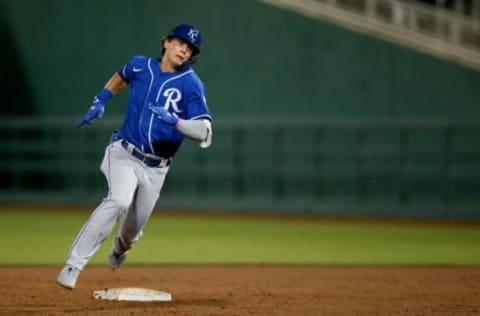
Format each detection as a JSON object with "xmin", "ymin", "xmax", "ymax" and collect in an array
[{"xmin": 97, "ymin": 89, "xmax": 113, "ymax": 104}]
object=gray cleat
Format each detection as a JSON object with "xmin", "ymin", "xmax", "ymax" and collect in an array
[
  {"xmin": 108, "ymin": 236, "xmax": 129, "ymax": 269},
  {"xmin": 56, "ymin": 264, "xmax": 80, "ymax": 290},
  {"xmin": 108, "ymin": 250, "xmax": 128, "ymax": 269}
]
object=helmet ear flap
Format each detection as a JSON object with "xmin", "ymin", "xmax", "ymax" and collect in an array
[
  {"xmin": 188, "ymin": 54, "xmax": 198, "ymax": 66},
  {"xmin": 179, "ymin": 54, "xmax": 197, "ymax": 70}
]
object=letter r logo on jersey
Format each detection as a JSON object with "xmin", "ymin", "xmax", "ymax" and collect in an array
[{"xmin": 163, "ymin": 88, "xmax": 183, "ymax": 113}]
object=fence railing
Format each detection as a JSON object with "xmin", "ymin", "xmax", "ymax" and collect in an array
[
  {"xmin": 262, "ymin": 0, "xmax": 480, "ymax": 70},
  {"xmin": 0, "ymin": 117, "xmax": 479, "ymax": 219}
]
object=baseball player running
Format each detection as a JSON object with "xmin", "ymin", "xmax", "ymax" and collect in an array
[{"xmin": 56, "ymin": 24, "xmax": 212, "ymax": 290}]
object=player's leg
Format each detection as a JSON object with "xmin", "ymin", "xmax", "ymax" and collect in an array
[
  {"xmin": 108, "ymin": 164, "xmax": 169, "ymax": 269},
  {"xmin": 57, "ymin": 141, "xmax": 138, "ymax": 289},
  {"xmin": 107, "ymin": 194, "xmax": 138, "ymax": 268}
]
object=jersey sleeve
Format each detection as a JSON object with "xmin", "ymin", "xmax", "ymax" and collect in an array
[
  {"xmin": 184, "ymin": 74, "xmax": 212, "ymax": 121},
  {"xmin": 117, "ymin": 55, "xmax": 147, "ymax": 83}
]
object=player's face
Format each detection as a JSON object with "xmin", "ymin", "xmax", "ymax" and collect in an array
[{"xmin": 163, "ymin": 38, "xmax": 193, "ymax": 68}]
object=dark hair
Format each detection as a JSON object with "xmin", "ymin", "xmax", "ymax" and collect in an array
[{"xmin": 161, "ymin": 36, "xmax": 199, "ymax": 57}]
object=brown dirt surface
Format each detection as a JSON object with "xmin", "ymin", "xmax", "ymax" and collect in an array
[{"xmin": 0, "ymin": 266, "xmax": 479, "ymax": 316}]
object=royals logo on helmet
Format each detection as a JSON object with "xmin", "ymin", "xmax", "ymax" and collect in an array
[{"xmin": 188, "ymin": 29, "xmax": 199, "ymax": 42}]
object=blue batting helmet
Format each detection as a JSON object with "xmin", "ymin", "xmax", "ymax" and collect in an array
[{"xmin": 167, "ymin": 24, "xmax": 202, "ymax": 55}]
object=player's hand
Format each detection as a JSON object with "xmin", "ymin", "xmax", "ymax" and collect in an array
[
  {"xmin": 76, "ymin": 96, "xmax": 105, "ymax": 127},
  {"xmin": 149, "ymin": 104, "xmax": 179, "ymax": 126}
]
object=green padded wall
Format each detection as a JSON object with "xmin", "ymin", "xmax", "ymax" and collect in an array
[
  {"xmin": 1, "ymin": 0, "xmax": 479, "ymax": 119},
  {"xmin": 1, "ymin": 0, "xmax": 479, "ymax": 219}
]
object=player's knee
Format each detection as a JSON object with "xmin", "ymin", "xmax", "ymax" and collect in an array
[{"xmin": 108, "ymin": 197, "xmax": 131, "ymax": 213}]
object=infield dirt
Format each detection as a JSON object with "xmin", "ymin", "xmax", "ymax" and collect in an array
[{"xmin": 0, "ymin": 266, "xmax": 479, "ymax": 315}]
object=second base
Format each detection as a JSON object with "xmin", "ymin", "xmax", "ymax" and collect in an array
[{"xmin": 93, "ymin": 287, "xmax": 172, "ymax": 302}]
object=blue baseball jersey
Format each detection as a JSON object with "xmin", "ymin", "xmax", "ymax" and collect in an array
[{"xmin": 116, "ymin": 55, "xmax": 211, "ymax": 158}]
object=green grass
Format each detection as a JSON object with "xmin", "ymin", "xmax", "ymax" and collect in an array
[{"xmin": 1, "ymin": 208, "xmax": 479, "ymax": 265}]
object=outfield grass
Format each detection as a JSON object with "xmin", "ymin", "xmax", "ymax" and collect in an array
[{"xmin": 1, "ymin": 208, "xmax": 479, "ymax": 265}]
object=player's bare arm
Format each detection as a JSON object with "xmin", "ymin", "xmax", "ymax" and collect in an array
[
  {"xmin": 104, "ymin": 72, "xmax": 128, "ymax": 95},
  {"xmin": 75, "ymin": 73, "xmax": 128, "ymax": 127}
]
